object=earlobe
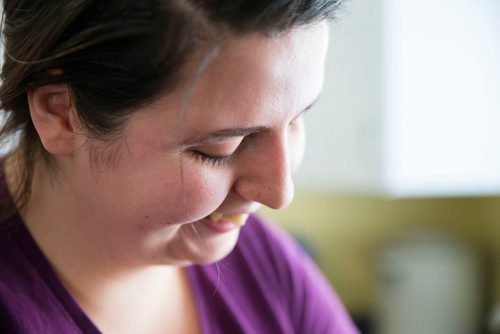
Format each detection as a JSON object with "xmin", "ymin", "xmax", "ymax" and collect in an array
[{"xmin": 28, "ymin": 84, "xmax": 78, "ymax": 156}]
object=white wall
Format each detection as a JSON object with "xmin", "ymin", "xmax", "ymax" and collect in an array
[
  {"xmin": 295, "ymin": 0, "xmax": 384, "ymax": 193},
  {"xmin": 295, "ymin": 0, "xmax": 500, "ymax": 197},
  {"xmin": 382, "ymin": 0, "xmax": 500, "ymax": 196}
]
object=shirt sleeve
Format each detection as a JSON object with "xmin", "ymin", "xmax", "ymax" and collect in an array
[{"xmin": 255, "ymin": 218, "xmax": 360, "ymax": 334}]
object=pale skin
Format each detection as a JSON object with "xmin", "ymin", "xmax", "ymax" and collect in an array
[{"xmin": 6, "ymin": 23, "xmax": 329, "ymax": 333}]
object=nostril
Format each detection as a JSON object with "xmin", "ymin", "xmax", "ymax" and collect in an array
[
  {"xmin": 263, "ymin": 175, "xmax": 295, "ymax": 210},
  {"xmin": 234, "ymin": 173, "xmax": 294, "ymax": 210}
]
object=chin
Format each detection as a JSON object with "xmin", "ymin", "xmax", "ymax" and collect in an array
[
  {"xmin": 168, "ymin": 225, "xmax": 241, "ymax": 266},
  {"xmin": 191, "ymin": 231, "xmax": 241, "ymax": 265}
]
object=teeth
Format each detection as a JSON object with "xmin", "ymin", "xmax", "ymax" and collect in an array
[
  {"xmin": 226, "ymin": 213, "xmax": 249, "ymax": 226},
  {"xmin": 209, "ymin": 213, "xmax": 249, "ymax": 226},
  {"xmin": 209, "ymin": 212, "xmax": 224, "ymax": 222}
]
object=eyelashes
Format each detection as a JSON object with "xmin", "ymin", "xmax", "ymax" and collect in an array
[
  {"xmin": 188, "ymin": 136, "xmax": 247, "ymax": 167},
  {"xmin": 189, "ymin": 150, "xmax": 236, "ymax": 167}
]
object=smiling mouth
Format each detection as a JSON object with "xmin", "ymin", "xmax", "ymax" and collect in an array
[{"xmin": 209, "ymin": 212, "xmax": 249, "ymax": 226}]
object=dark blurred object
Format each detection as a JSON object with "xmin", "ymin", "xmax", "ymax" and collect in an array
[
  {"xmin": 351, "ymin": 314, "xmax": 372, "ymax": 334},
  {"xmin": 488, "ymin": 303, "xmax": 500, "ymax": 334}
]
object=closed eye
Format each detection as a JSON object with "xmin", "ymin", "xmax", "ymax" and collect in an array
[
  {"xmin": 189, "ymin": 150, "xmax": 236, "ymax": 166},
  {"xmin": 188, "ymin": 137, "xmax": 245, "ymax": 166}
]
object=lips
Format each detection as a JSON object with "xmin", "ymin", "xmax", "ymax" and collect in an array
[{"xmin": 209, "ymin": 212, "xmax": 250, "ymax": 226}]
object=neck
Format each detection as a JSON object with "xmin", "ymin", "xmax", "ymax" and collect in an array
[
  {"xmin": 6, "ymin": 157, "xmax": 200, "ymax": 333},
  {"xmin": 17, "ymin": 157, "xmax": 144, "ymax": 272}
]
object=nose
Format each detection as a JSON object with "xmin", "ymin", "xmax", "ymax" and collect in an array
[{"xmin": 233, "ymin": 131, "xmax": 295, "ymax": 210}]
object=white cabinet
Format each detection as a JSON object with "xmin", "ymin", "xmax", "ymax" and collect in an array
[{"xmin": 294, "ymin": 0, "xmax": 500, "ymax": 197}]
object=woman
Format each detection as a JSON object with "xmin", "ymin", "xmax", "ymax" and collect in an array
[{"xmin": 0, "ymin": 1, "xmax": 358, "ymax": 333}]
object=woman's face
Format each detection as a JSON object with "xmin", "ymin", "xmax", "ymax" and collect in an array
[{"xmin": 69, "ymin": 23, "xmax": 329, "ymax": 266}]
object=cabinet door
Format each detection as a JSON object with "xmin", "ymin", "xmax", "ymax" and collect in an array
[{"xmin": 295, "ymin": 0, "xmax": 500, "ymax": 197}]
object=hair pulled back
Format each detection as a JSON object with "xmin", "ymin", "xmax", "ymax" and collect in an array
[{"xmin": 0, "ymin": 0, "xmax": 343, "ymax": 219}]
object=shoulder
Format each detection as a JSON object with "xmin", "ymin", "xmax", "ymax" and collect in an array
[
  {"xmin": 189, "ymin": 215, "xmax": 305, "ymax": 333},
  {"xmin": 0, "ymin": 218, "xmax": 97, "ymax": 334},
  {"xmin": 0, "ymin": 218, "xmax": 30, "ymax": 283},
  {"xmin": 0, "ymin": 219, "xmax": 41, "ymax": 332},
  {"xmin": 232, "ymin": 214, "xmax": 327, "ymax": 297},
  {"xmin": 233, "ymin": 214, "xmax": 309, "ymax": 285},
  {"xmin": 235, "ymin": 214, "xmax": 298, "ymax": 266},
  {"xmin": 230, "ymin": 214, "xmax": 360, "ymax": 333}
]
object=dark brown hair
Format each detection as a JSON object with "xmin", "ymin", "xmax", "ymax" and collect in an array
[{"xmin": 0, "ymin": 0, "xmax": 343, "ymax": 221}]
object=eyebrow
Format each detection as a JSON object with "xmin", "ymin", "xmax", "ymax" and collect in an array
[
  {"xmin": 183, "ymin": 127, "xmax": 265, "ymax": 146},
  {"xmin": 183, "ymin": 97, "xmax": 320, "ymax": 147}
]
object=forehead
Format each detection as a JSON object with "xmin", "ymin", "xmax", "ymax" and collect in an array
[
  {"xmin": 183, "ymin": 23, "xmax": 329, "ymax": 126},
  {"xmin": 130, "ymin": 23, "xmax": 329, "ymax": 145}
]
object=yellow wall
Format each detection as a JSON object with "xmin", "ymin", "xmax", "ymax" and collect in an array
[{"xmin": 259, "ymin": 192, "xmax": 500, "ymax": 314}]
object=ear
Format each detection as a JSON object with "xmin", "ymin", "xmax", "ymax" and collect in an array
[{"xmin": 28, "ymin": 84, "xmax": 79, "ymax": 156}]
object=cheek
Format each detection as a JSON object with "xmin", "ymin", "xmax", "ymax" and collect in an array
[
  {"xmin": 290, "ymin": 120, "xmax": 306, "ymax": 173},
  {"xmin": 174, "ymin": 162, "xmax": 235, "ymax": 219},
  {"xmin": 130, "ymin": 166, "xmax": 231, "ymax": 224},
  {"xmin": 75, "ymin": 138, "xmax": 234, "ymax": 224}
]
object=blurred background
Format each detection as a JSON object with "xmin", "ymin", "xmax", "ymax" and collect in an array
[
  {"xmin": 260, "ymin": 0, "xmax": 500, "ymax": 333},
  {"xmin": 0, "ymin": 0, "xmax": 497, "ymax": 333}
]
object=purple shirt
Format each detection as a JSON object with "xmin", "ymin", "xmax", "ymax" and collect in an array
[{"xmin": 0, "ymin": 189, "xmax": 358, "ymax": 334}]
